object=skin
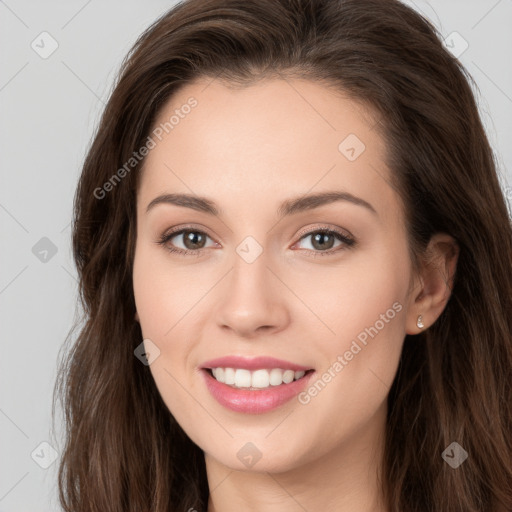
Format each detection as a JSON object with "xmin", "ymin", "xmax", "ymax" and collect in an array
[{"xmin": 132, "ymin": 77, "xmax": 459, "ymax": 512}]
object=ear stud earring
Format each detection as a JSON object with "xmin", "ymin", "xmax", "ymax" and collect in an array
[{"xmin": 417, "ymin": 315, "xmax": 424, "ymax": 329}]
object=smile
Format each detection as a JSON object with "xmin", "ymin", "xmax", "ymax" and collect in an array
[{"xmin": 200, "ymin": 356, "xmax": 315, "ymax": 413}]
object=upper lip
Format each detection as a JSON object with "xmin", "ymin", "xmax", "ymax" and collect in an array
[{"xmin": 201, "ymin": 356, "xmax": 312, "ymax": 372}]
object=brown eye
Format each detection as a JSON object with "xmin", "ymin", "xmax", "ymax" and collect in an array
[
  {"xmin": 294, "ymin": 229, "xmax": 355, "ymax": 256},
  {"xmin": 157, "ymin": 228, "xmax": 216, "ymax": 255}
]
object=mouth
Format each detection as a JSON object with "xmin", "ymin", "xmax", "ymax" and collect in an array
[{"xmin": 199, "ymin": 356, "xmax": 316, "ymax": 414}]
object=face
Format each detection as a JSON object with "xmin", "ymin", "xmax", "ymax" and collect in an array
[{"xmin": 132, "ymin": 77, "xmax": 415, "ymax": 474}]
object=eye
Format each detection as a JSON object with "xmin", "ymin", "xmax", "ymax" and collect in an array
[
  {"xmin": 293, "ymin": 227, "xmax": 355, "ymax": 257},
  {"xmin": 156, "ymin": 227, "xmax": 217, "ymax": 256}
]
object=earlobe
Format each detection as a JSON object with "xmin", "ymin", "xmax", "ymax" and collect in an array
[
  {"xmin": 135, "ymin": 311, "xmax": 140, "ymax": 323},
  {"xmin": 405, "ymin": 233, "xmax": 459, "ymax": 335}
]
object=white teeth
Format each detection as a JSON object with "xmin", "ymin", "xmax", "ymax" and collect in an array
[
  {"xmin": 251, "ymin": 369, "xmax": 270, "ymax": 388},
  {"xmin": 269, "ymin": 368, "xmax": 283, "ymax": 386},
  {"xmin": 282, "ymin": 370, "xmax": 294, "ymax": 384},
  {"xmin": 224, "ymin": 367, "xmax": 236, "ymax": 385},
  {"xmin": 234, "ymin": 369, "xmax": 251, "ymax": 388},
  {"xmin": 209, "ymin": 367, "xmax": 309, "ymax": 388},
  {"xmin": 215, "ymin": 368, "xmax": 225, "ymax": 383}
]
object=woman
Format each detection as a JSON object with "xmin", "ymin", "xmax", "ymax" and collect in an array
[{"xmin": 53, "ymin": 0, "xmax": 512, "ymax": 510}]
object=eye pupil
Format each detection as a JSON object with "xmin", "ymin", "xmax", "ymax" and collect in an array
[
  {"xmin": 312, "ymin": 232, "xmax": 335, "ymax": 250},
  {"xmin": 184, "ymin": 230, "xmax": 206, "ymax": 250}
]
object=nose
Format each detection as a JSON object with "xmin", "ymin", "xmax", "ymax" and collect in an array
[{"xmin": 215, "ymin": 253, "xmax": 290, "ymax": 339}]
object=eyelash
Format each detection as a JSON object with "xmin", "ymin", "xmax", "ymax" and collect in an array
[{"xmin": 156, "ymin": 224, "xmax": 356, "ymax": 258}]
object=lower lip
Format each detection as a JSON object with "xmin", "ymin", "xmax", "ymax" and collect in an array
[{"xmin": 201, "ymin": 369, "xmax": 315, "ymax": 414}]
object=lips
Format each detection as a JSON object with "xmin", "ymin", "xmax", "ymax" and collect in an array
[
  {"xmin": 201, "ymin": 355, "xmax": 312, "ymax": 372},
  {"xmin": 200, "ymin": 355, "xmax": 315, "ymax": 414}
]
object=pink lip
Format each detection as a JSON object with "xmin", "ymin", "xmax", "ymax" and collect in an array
[
  {"xmin": 200, "ymin": 368, "xmax": 315, "ymax": 415},
  {"xmin": 201, "ymin": 355, "xmax": 312, "ymax": 372}
]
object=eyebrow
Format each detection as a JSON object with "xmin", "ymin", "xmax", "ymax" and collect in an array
[{"xmin": 145, "ymin": 191, "xmax": 378, "ymax": 218}]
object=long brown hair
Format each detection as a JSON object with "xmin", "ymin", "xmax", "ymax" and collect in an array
[{"xmin": 52, "ymin": 0, "xmax": 512, "ymax": 510}]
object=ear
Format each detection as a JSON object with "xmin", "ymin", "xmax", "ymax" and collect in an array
[
  {"xmin": 134, "ymin": 311, "xmax": 140, "ymax": 322},
  {"xmin": 405, "ymin": 233, "xmax": 459, "ymax": 335}
]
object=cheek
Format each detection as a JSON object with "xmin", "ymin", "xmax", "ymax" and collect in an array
[
  {"xmin": 132, "ymin": 243, "xmax": 201, "ymax": 339},
  {"xmin": 132, "ymin": 244, "xmax": 207, "ymax": 408},
  {"xmin": 298, "ymin": 244, "xmax": 410, "ymax": 435}
]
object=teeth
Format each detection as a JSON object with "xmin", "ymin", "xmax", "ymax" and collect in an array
[
  {"xmin": 235, "ymin": 369, "xmax": 251, "ymax": 387},
  {"xmin": 209, "ymin": 367, "xmax": 308, "ymax": 388},
  {"xmin": 224, "ymin": 367, "xmax": 236, "ymax": 385},
  {"xmin": 215, "ymin": 368, "xmax": 224, "ymax": 382},
  {"xmin": 269, "ymin": 368, "xmax": 283, "ymax": 386},
  {"xmin": 251, "ymin": 369, "xmax": 269, "ymax": 388},
  {"xmin": 283, "ymin": 369, "xmax": 295, "ymax": 384}
]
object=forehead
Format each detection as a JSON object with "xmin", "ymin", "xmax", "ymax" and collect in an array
[{"xmin": 137, "ymin": 77, "xmax": 396, "ymax": 220}]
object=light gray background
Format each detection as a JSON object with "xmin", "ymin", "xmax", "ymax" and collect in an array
[{"xmin": 1, "ymin": 1, "xmax": 511, "ymax": 510}]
